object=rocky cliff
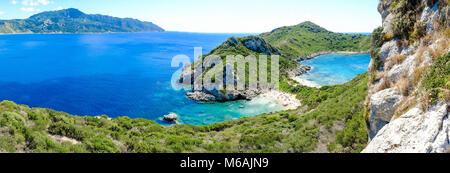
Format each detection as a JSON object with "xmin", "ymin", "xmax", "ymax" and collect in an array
[{"xmin": 363, "ymin": 0, "xmax": 449, "ymax": 153}]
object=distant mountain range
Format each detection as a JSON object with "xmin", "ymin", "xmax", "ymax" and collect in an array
[{"xmin": 0, "ymin": 8, "xmax": 164, "ymax": 34}]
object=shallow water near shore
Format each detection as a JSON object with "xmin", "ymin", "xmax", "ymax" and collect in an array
[
  {"xmin": 298, "ymin": 54, "xmax": 371, "ymax": 86},
  {"xmin": 0, "ymin": 32, "xmax": 290, "ymax": 125}
]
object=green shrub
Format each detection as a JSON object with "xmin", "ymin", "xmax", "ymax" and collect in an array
[
  {"xmin": 410, "ymin": 21, "xmax": 427, "ymax": 42},
  {"xmin": 389, "ymin": 0, "xmax": 427, "ymax": 40},
  {"xmin": 336, "ymin": 112, "xmax": 368, "ymax": 153},
  {"xmin": 422, "ymin": 53, "xmax": 450, "ymax": 104},
  {"xmin": 85, "ymin": 135, "xmax": 120, "ymax": 153},
  {"xmin": 263, "ymin": 115, "xmax": 281, "ymax": 124},
  {"xmin": 48, "ymin": 122, "xmax": 90, "ymax": 141},
  {"xmin": 370, "ymin": 27, "xmax": 385, "ymax": 48}
]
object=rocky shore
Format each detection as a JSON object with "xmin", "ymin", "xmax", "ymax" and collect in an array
[
  {"xmin": 287, "ymin": 65, "xmax": 312, "ymax": 78},
  {"xmin": 186, "ymin": 89, "xmax": 261, "ymax": 102}
]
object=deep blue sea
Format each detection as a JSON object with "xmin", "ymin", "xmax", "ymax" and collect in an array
[
  {"xmin": 0, "ymin": 32, "xmax": 292, "ymax": 125},
  {"xmin": 0, "ymin": 32, "xmax": 370, "ymax": 125},
  {"xmin": 298, "ymin": 54, "xmax": 371, "ymax": 86}
]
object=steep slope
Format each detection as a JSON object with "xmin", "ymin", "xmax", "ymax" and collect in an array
[
  {"xmin": 0, "ymin": 8, "xmax": 164, "ymax": 34},
  {"xmin": 363, "ymin": 0, "xmax": 449, "ymax": 153},
  {"xmin": 261, "ymin": 21, "xmax": 370, "ymax": 59}
]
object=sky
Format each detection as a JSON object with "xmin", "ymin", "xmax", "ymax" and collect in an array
[{"xmin": 0, "ymin": 0, "xmax": 381, "ymax": 33}]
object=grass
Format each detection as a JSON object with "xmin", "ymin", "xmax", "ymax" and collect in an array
[
  {"xmin": 396, "ymin": 77, "xmax": 411, "ymax": 96},
  {"xmin": 385, "ymin": 54, "xmax": 407, "ymax": 71},
  {"xmin": 375, "ymin": 77, "xmax": 393, "ymax": 93}
]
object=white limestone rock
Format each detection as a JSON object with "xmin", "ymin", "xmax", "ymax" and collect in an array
[
  {"xmin": 378, "ymin": 40, "xmax": 401, "ymax": 62},
  {"xmin": 163, "ymin": 113, "xmax": 179, "ymax": 122},
  {"xmin": 363, "ymin": 102, "xmax": 449, "ymax": 153},
  {"xmin": 368, "ymin": 88, "xmax": 404, "ymax": 138}
]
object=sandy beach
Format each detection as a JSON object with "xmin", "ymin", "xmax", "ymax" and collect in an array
[
  {"xmin": 291, "ymin": 77, "xmax": 322, "ymax": 88},
  {"xmin": 256, "ymin": 90, "xmax": 301, "ymax": 110}
]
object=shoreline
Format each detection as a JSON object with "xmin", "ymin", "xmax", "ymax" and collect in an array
[
  {"xmin": 291, "ymin": 77, "xmax": 322, "ymax": 88},
  {"xmin": 297, "ymin": 50, "xmax": 370, "ymax": 62},
  {"xmin": 0, "ymin": 31, "xmax": 165, "ymax": 35}
]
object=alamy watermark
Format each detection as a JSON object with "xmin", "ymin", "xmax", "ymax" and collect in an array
[{"xmin": 171, "ymin": 47, "xmax": 280, "ymax": 92}]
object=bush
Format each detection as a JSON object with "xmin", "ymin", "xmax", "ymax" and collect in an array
[
  {"xmin": 410, "ymin": 21, "xmax": 427, "ymax": 42},
  {"xmin": 370, "ymin": 27, "xmax": 385, "ymax": 48},
  {"xmin": 422, "ymin": 53, "xmax": 450, "ymax": 104},
  {"xmin": 263, "ymin": 115, "xmax": 281, "ymax": 124},
  {"xmin": 48, "ymin": 122, "xmax": 90, "ymax": 141},
  {"xmin": 85, "ymin": 135, "xmax": 120, "ymax": 153},
  {"xmin": 336, "ymin": 112, "xmax": 368, "ymax": 153},
  {"xmin": 389, "ymin": 0, "xmax": 426, "ymax": 40}
]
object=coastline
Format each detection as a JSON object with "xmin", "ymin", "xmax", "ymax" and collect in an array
[
  {"xmin": 0, "ymin": 31, "xmax": 165, "ymax": 35},
  {"xmin": 291, "ymin": 77, "xmax": 322, "ymax": 88},
  {"xmin": 297, "ymin": 50, "xmax": 370, "ymax": 62}
]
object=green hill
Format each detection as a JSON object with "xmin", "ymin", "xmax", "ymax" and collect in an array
[
  {"xmin": 261, "ymin": 21, "xmax": 370, "ymax": 58},
  {"xmin": 0, "ymin": 8, "xmax": 164, "ymax": 34}
]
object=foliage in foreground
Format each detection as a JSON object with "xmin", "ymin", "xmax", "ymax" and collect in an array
[{"xmin": 0, "ymin": 73, "xmax": 369, "ymax": 153}]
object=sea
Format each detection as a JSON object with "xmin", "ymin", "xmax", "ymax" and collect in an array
[{"xmin": 0, "ymin": 32, "xmax": 371, "ymax": 125}]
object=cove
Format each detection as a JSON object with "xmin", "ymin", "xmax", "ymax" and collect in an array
[
  {"xmin": 297, "ymin": 54, "xmax": 371, "ymax": 86},
  {"xmin": 0, "ymin": 32, "xmax": 289, "ymax": 125}
]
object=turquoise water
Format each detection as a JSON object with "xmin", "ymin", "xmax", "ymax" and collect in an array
[
  {"xmin": 299, "ymin": 54, "xmax": 371, "ymax": 86},
  {"xmin": 0, "ymin": 32, "xmax": 287, "ymax": 125}
]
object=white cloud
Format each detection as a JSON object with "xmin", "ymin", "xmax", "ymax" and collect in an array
[
  {"xmin": 56, "ymin": 6, "xmax": 63, "ymax": 10},
  {"xmin": 0, "ymin": 11, "xmax": 5, "ymax": 15},
  {"xmin": 11, "ymin": 0, "xmax": 18, "ymax": 5},
  {"xmin": 20, "ymin": 7, "xmax": 41, "ymax": 12},
  {"xmin": 38, "ymin": 0, "xmax": 51, "ymax": 6},
  {"xmin": 21, "ymin": 0, "xmax": 52, "ymax": 6},
  {"xmin": 22, "ymin": 0, "xmax": 38, "ymax": 6}
]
